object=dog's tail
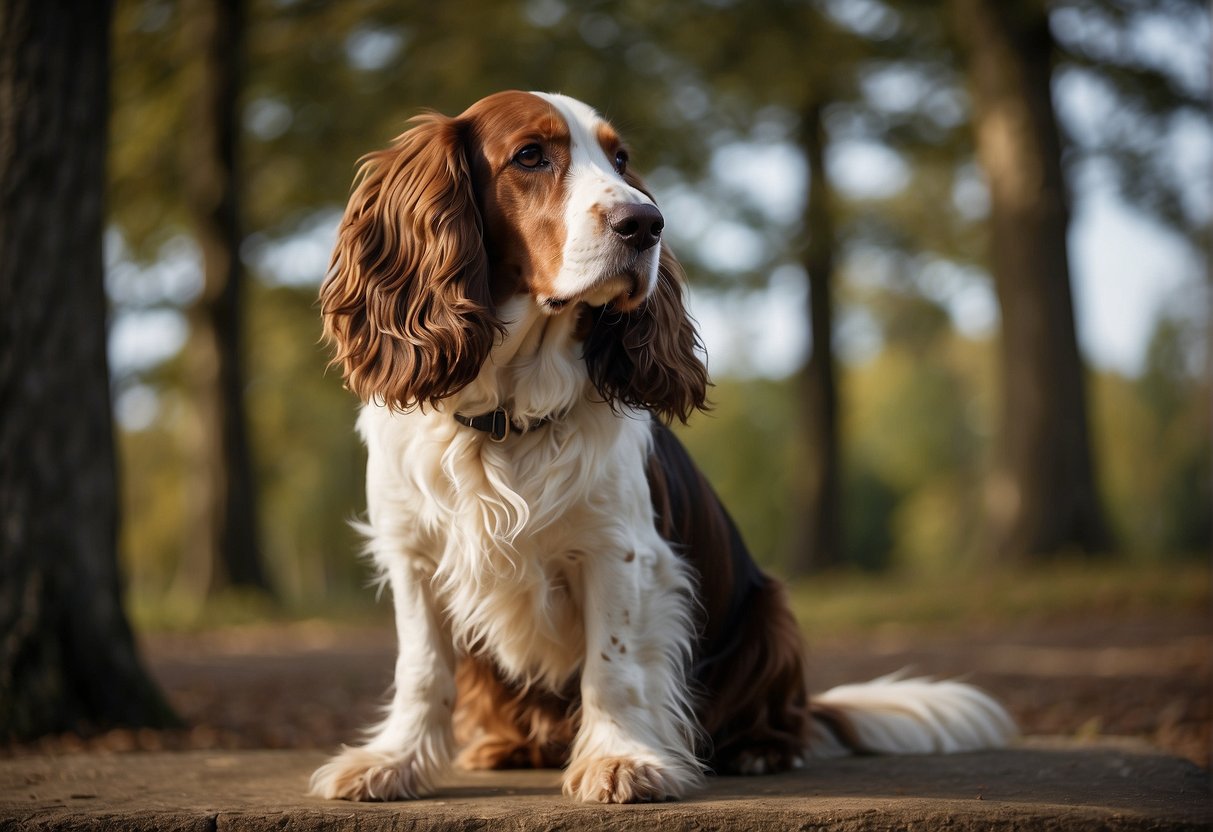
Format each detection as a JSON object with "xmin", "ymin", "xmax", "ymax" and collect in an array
[{"xmin": 808, "ymin": 673, "xmax": 1017, "ymax": 759}]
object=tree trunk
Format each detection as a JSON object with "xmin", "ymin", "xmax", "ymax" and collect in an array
[
  {"xmin": 789, "ymin": 98, "xmax": 843, "ymax": 574},
  {"xmin": 174, "ymin": 0, "xmax": 271, "ymax": 598},
  {"xmin": 0, "ymin": 0, "xmax": 176, "ymax": 738},
  {"xmin": 952, "ymin": 0, "xmax": 1111, "ymax": 560}
]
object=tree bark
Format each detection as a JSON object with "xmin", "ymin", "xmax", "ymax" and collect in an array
[
  {"xmin": 0, "ymin": 0, "xmax": 176, "ymax": 737},
  {"xmin": 952, "ymin": 0, "xmax": 1111, "ymax": 560},
  {"xmin": 789, "ymin": 98, "xmax": 843, "ymax": 574},
  {"xmin": 174, "ymin": 0, "xmax": 271, "ymax": 597}
]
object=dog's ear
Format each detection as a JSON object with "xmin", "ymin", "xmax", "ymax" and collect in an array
[
  {"xmin": 581, "ymin": 245, "xmax": 710, "ymax": 424},
  {"xmin": 320, "ymin": 114, "xmax": 503, "ymax": 410}
]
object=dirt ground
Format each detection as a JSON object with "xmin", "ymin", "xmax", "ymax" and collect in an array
[{"xmin": 11, "ymin": 611, "xmax": 1210, "ymax": 769}]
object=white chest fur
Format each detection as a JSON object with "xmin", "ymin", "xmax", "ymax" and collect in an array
[{"xmin": 355, "ymin": 300, "xmax": 675, "ymax": 690}]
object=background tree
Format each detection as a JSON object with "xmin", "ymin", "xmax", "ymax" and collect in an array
[
  {"xmin": 108, "ymin": 0, "xmax": 272, "ymax": 601},
  {"xmin": 0, "ymin": 0, "xmax": 175, "ymax": 736},
  {"xmin": 173, "ymin": 0, "xmax": 271, "ymax": 599},
  {"xmin": 951, "ymin": 0, "xmax": 1111, "ymax": 559},
  {"xmin": 640, "ymin": 0, "xmax": 872, "ymax": 573},
  {"xmin": 794, "ymin": 96, "xmax": 844, "ymax": 572},
  {"xmin": 647, "ymin": 0, "xmax": 1012, "ymax": 570}
]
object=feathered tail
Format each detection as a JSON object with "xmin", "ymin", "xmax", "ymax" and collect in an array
[{"xmin": 808, "ymin": 673, "xmax": 1017, "ymax": 759}]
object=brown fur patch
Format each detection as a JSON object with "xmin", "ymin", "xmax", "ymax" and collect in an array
[
  {"xmin": 453, "ymin": 655, "xmax": 576, "ymax": 771},
  {"xmin": 695, "ymin": 579, "xmax": 813, "ymax": 772},
  {"xmin": 320, "ymin": 90, "xmax": 580, "ymax": 408},
  {"xmin": 462, "ymin": 91, "xmax": 571, "ymax": 304},
  {"xmin": 319, "ymin": 114, "xmax": 503, "ymax": 410},
  {"xmin": 647, "ymin": 423, "xmax": 817, "ymax": 771},
  {"xmin": 595, "ymin": 121, "xmax": 621, "ymax": 157}
]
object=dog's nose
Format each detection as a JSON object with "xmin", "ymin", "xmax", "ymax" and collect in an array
[{"xmin": 606, "ymin": 203, "xmax": 664, "ymax": 252}]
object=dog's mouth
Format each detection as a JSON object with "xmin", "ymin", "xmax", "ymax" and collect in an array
[
  {"xmin": 540, "ymin": 268, "xmax": 649, "ymax": 315},
  {"xmin": 609, "ymin": 271, "xmax": 646, "ymax": 312}
]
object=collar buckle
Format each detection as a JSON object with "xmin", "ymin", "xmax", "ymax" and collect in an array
[{"xmin": 488, "ymin": 408, "xmax": 510, "ymax": 442}]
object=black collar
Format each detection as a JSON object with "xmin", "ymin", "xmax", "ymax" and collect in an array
[{"xmin": 453, "ymin": 407, "xmax": 550, "ymax": 442}]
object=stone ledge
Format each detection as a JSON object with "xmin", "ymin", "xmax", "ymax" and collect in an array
[{"xmin": 2, "ymin": 738, "xmax": 1208, "ymax": 831}]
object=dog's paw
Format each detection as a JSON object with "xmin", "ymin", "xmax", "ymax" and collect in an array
[
  {"xmin": 562, "ymin": 755, "xmax": 682, "ymax": 803},
  {"xmin": 309, "ymin": 747, "xmax": 434, "ymax": 801}
]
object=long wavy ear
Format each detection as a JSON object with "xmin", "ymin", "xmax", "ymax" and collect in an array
[
  {"xmin": 320, "ymin": 114, "xmax": 503, "ymax": 410},
  {"xmin": 581, "ymin": 246, "xmax": 710, "ymax": 424}
]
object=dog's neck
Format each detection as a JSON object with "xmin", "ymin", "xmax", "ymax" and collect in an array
[{"xmin": 450, "ymin": 296, "xmax": 591, "ymax": 426}]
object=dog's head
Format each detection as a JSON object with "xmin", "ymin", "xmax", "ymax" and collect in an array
[{"xmin": 320, "ymin": 91, "xmax": 708, "ymax": 423}]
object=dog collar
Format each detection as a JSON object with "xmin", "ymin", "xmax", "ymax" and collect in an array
[{"xmin": 453, "ymin": 408, "xmax": 550, "ymax": 442}]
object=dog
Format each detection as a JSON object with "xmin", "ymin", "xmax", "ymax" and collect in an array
[{"xmin": 310, "ymin": 91, "xmax": 1015, "ymax": 804}]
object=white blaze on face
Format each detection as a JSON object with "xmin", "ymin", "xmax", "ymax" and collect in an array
[{"xmin": 532, "ymin": 92, "xmax": 661, "ymax": 307}]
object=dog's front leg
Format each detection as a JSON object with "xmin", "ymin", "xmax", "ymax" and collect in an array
[
  {"xmin": 311, "ymin": 557, "xmax": 454, "ymax": 801},
  {"xmin": 563, "ymin": 542, "xmax": 705, "ymax": 803}
]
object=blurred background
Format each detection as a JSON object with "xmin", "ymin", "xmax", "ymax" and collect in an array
[
  {"xmin": 105, "ymin": 0, "xmax": 1210, "ymax": 617},
  {"xmin": 4, "ymin": 0, "xmax": 1209, "ymax": 764}
]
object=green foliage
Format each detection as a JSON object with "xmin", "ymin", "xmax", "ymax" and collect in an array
[
  {"xmin": 673, "ymin": 294, "xmax": 992, "ymax": 576},
  {"xmin": 674, "ymin": 376, "xmax": 806, "ymax": 570},
  {"xmin": 244, "ymin": 283, "xmax": 369, "ymax": 603},
  {"xmin": 842, "ymin": 289, "xmax": 994, "ymax": 572},
  {"xmin": 676, "ymin": 299, "xmax": 1208, "ymax": 577},
  {"xmin": 116, "ymin": 281, "xmax": 371, "ymax": 610},
  {"xmin": 118, "ymin": 390, "xmax": 191, "ymax": 597},
  {"xmin": 110, "ymin": 0, "xmax": 191, "ymax": 258},
  {"xmin": 1092, "ymin": 310, "xmax": 1211, "ymax": 557}
]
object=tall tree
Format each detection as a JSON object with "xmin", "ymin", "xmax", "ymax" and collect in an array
[
  {"xmin": 951, "ymin": 0, "xmax": 1111, "ymax": 559},
  {"xmin": 0, "ymin": 0, "xmax": 175, "ymax": 737},
  {"xmin": 794, "ymin": 95, "xmax": 843, "ymax": 572},
  {"xmin": 622, "ymin": 0, "xmax": 860, "ymax": 572},
  {"xmin": 172, "ymin": 0, "xmax": 271, "ymax": 598}
]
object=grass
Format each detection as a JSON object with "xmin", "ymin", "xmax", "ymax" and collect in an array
[
  {"xmin": 127, "ymin": 588, "xmax": 392, "ymax": 633},
  {"xmin": 128, "ymin": 558, "xmax": 1211, "ymax": 635},
  {"xmin": 784, "ymin": 558, "xmax": 1211, "ymax": 637}
]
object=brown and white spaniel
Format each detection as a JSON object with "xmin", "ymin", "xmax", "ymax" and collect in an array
[{"xmin": 310, "ymin": 91, "xmax": 1014, "ymax": 804}]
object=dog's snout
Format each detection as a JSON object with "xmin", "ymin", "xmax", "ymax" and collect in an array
[{"xmin": 606, "ymin": 203, "xmax": 664, "ymax": 252}]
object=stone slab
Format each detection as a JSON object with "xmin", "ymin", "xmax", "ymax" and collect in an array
[{"xmin": 1, "ymin": 738, "xmax": 1208, "ymax": 831}]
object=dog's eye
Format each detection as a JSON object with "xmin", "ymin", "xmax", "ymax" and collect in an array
[
  {"xmin": 614, "ymin": 149, "xmax": 629, "ymax": 175},
  {"xmin": 514, "ymin": 144, "xmax": 547, "ymax": 169}
]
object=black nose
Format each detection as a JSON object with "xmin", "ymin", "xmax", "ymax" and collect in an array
[{"xmin": 606, "ymin": 203, "xmax": 664, "ymax": 252}]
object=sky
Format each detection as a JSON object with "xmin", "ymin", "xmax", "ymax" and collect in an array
[{"xmin": 678, "ymin": 147, "xmax": 1209, "ymax": 380}]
